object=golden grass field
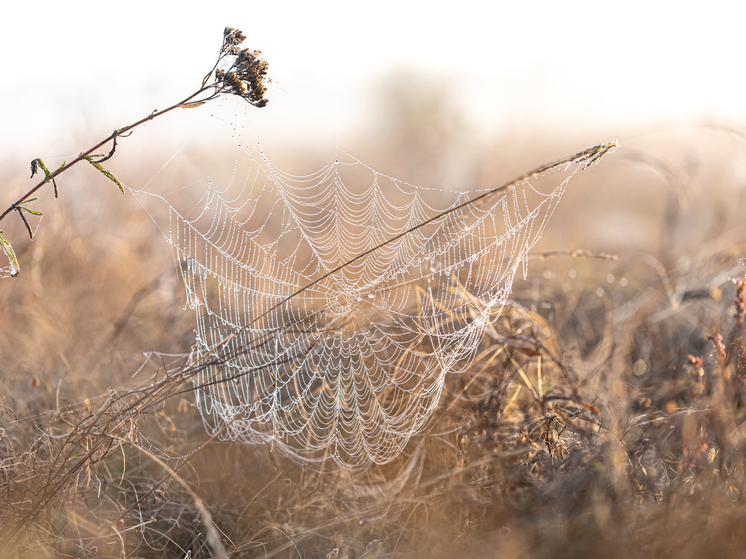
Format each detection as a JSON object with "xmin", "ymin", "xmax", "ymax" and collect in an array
[{"xmin": 3, "ymin": 59, "xmax": 746, "ymax": 558}]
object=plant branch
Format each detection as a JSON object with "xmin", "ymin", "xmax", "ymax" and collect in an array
[
  {"xmin": 0, "ymin": 27, "xmax": 268, "ymax": 277},
  {"xmin": 0, "ymin": 87, "xmax": 212, "ymax": 225}
]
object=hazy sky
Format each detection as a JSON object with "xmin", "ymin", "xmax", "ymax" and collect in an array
[{"xmin": 3, "ymin": 1, "xmax": 746, "ymax": 158}]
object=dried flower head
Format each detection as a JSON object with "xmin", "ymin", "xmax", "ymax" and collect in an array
[
  {"xmin": 223, "ymin": 27, "xmax": 247, "ymax": 51},
  {"xmin": 211, "ymin": 27, "xmax": 269, "ymax": 108}
]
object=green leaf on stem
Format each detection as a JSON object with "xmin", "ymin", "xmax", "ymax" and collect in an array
[
  {"xmin": 30, "ymin": 158, "xmax": 65, "ymax": 197},
  {"xmin": 84, "ymin": 155, "xmax": 125, "ymax": 193},
  {"xmin": 0, "ymin": 231, "xmax": 19, "ymax": 277},
  {"xmin": 15, "ymin": 199, "xmax": 43, "ymax": 216},
  {"xmin": 51, "ymin": 161, "xmax": 65, "ymax": 197},
  {"xmin": 13, "ymin": 199, "xmax": 40, "ymax": 239}
]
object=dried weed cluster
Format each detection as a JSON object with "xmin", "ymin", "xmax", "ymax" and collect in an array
[
  {"xmin": 212, "ymin": 28, "xmax": 269, "ymax": 108},
  {"xmin": 3, "ymin": 206, "xmax": 746, "ymax": 558}
]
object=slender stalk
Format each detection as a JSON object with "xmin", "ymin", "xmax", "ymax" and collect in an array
[
  {"xmin": 0, "ymin": 26, "xmax": 268, "ymax": 276},
  {"xmin": 0, "ymin": 88, "xmax": 213, "ymax": 224}
]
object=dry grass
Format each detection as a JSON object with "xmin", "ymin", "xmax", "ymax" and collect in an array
[{"xmin": 2, "ymin": 124, "xmax": 746, "ymax": 558}]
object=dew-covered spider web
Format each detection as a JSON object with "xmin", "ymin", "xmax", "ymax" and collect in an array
[{"xmin": 132, "ymin": 132, "xmax": 616, "ymax": 472}]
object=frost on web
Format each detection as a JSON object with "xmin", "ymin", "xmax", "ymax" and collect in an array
[{"xmin": 135, "ymin": 139, "xmax": 616, "ymax": 471}]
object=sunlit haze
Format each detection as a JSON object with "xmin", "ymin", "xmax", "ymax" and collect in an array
[{"xmin": 3, "ymin": 1, "xmax": 746, "ymax": 157}]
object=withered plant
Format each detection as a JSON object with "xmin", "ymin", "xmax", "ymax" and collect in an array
[{"xmin": 0, "ymin": 27, "xmax": 269, "ymax": 277}]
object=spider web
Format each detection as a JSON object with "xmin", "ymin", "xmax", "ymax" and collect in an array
[{"xmin": 133, "ymin": 134, "xmax": 616, "ymax": 471}]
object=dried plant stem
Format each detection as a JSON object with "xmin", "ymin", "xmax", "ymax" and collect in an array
[
  {"xmin": 0, "ymin": 88, "xmax": 210, "ymax": 225},
  {"xmin": 0, "ymin": 26, "xmax": 268, "ymax": 276},
  {"xmin": 111, "ymin": 436, "xmax": 228, "ymax": 559}
]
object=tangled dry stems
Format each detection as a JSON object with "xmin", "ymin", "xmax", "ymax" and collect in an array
[
  {"xmin": 3, "ymin": 234, "xmax": 746, "ymax": 557},
  {"xmin": 2, "ymin": 29, "xmax": 746, "ymax": 556}
]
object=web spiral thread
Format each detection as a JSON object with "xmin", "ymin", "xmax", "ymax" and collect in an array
[{"xmin": 135, "ymin": 140, "xmax": 615, "ymax": 471}]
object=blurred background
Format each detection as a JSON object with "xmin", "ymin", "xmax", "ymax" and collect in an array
[
  {"xmin": 3, "ymin": 0, "xmax": 746, "ymax": 421},
  {"xmin": 5, "ymin": 3, "xmax": 746, "ymax": 557},
  {"xmin": 1, "ymin": 0, "xmax": 746, "ymax": 425},
  {"xmin": 3, "ymin": 0, "xmax": 746, "ymax": 152}
]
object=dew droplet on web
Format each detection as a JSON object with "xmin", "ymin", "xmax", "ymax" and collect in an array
[{"xmin": 151, "ymin": 133, "xmax": 614, "ymax": 470}]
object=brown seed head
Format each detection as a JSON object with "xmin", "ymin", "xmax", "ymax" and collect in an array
[
  {"xmin": 220, "ymin": 46, "xmax": 269, "ymax": 107},
  {"xmin": 223, "ymin": 27, "xmax": 246, "ymax": 48},
  {"xmin": 211, "ymin": 28, "xmax": 270, "ymax": 108}
]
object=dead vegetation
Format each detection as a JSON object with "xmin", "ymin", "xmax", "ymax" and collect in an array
[{"xmin": 3, "ymin": 117, "xmax": 746, "ymax": 558}]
